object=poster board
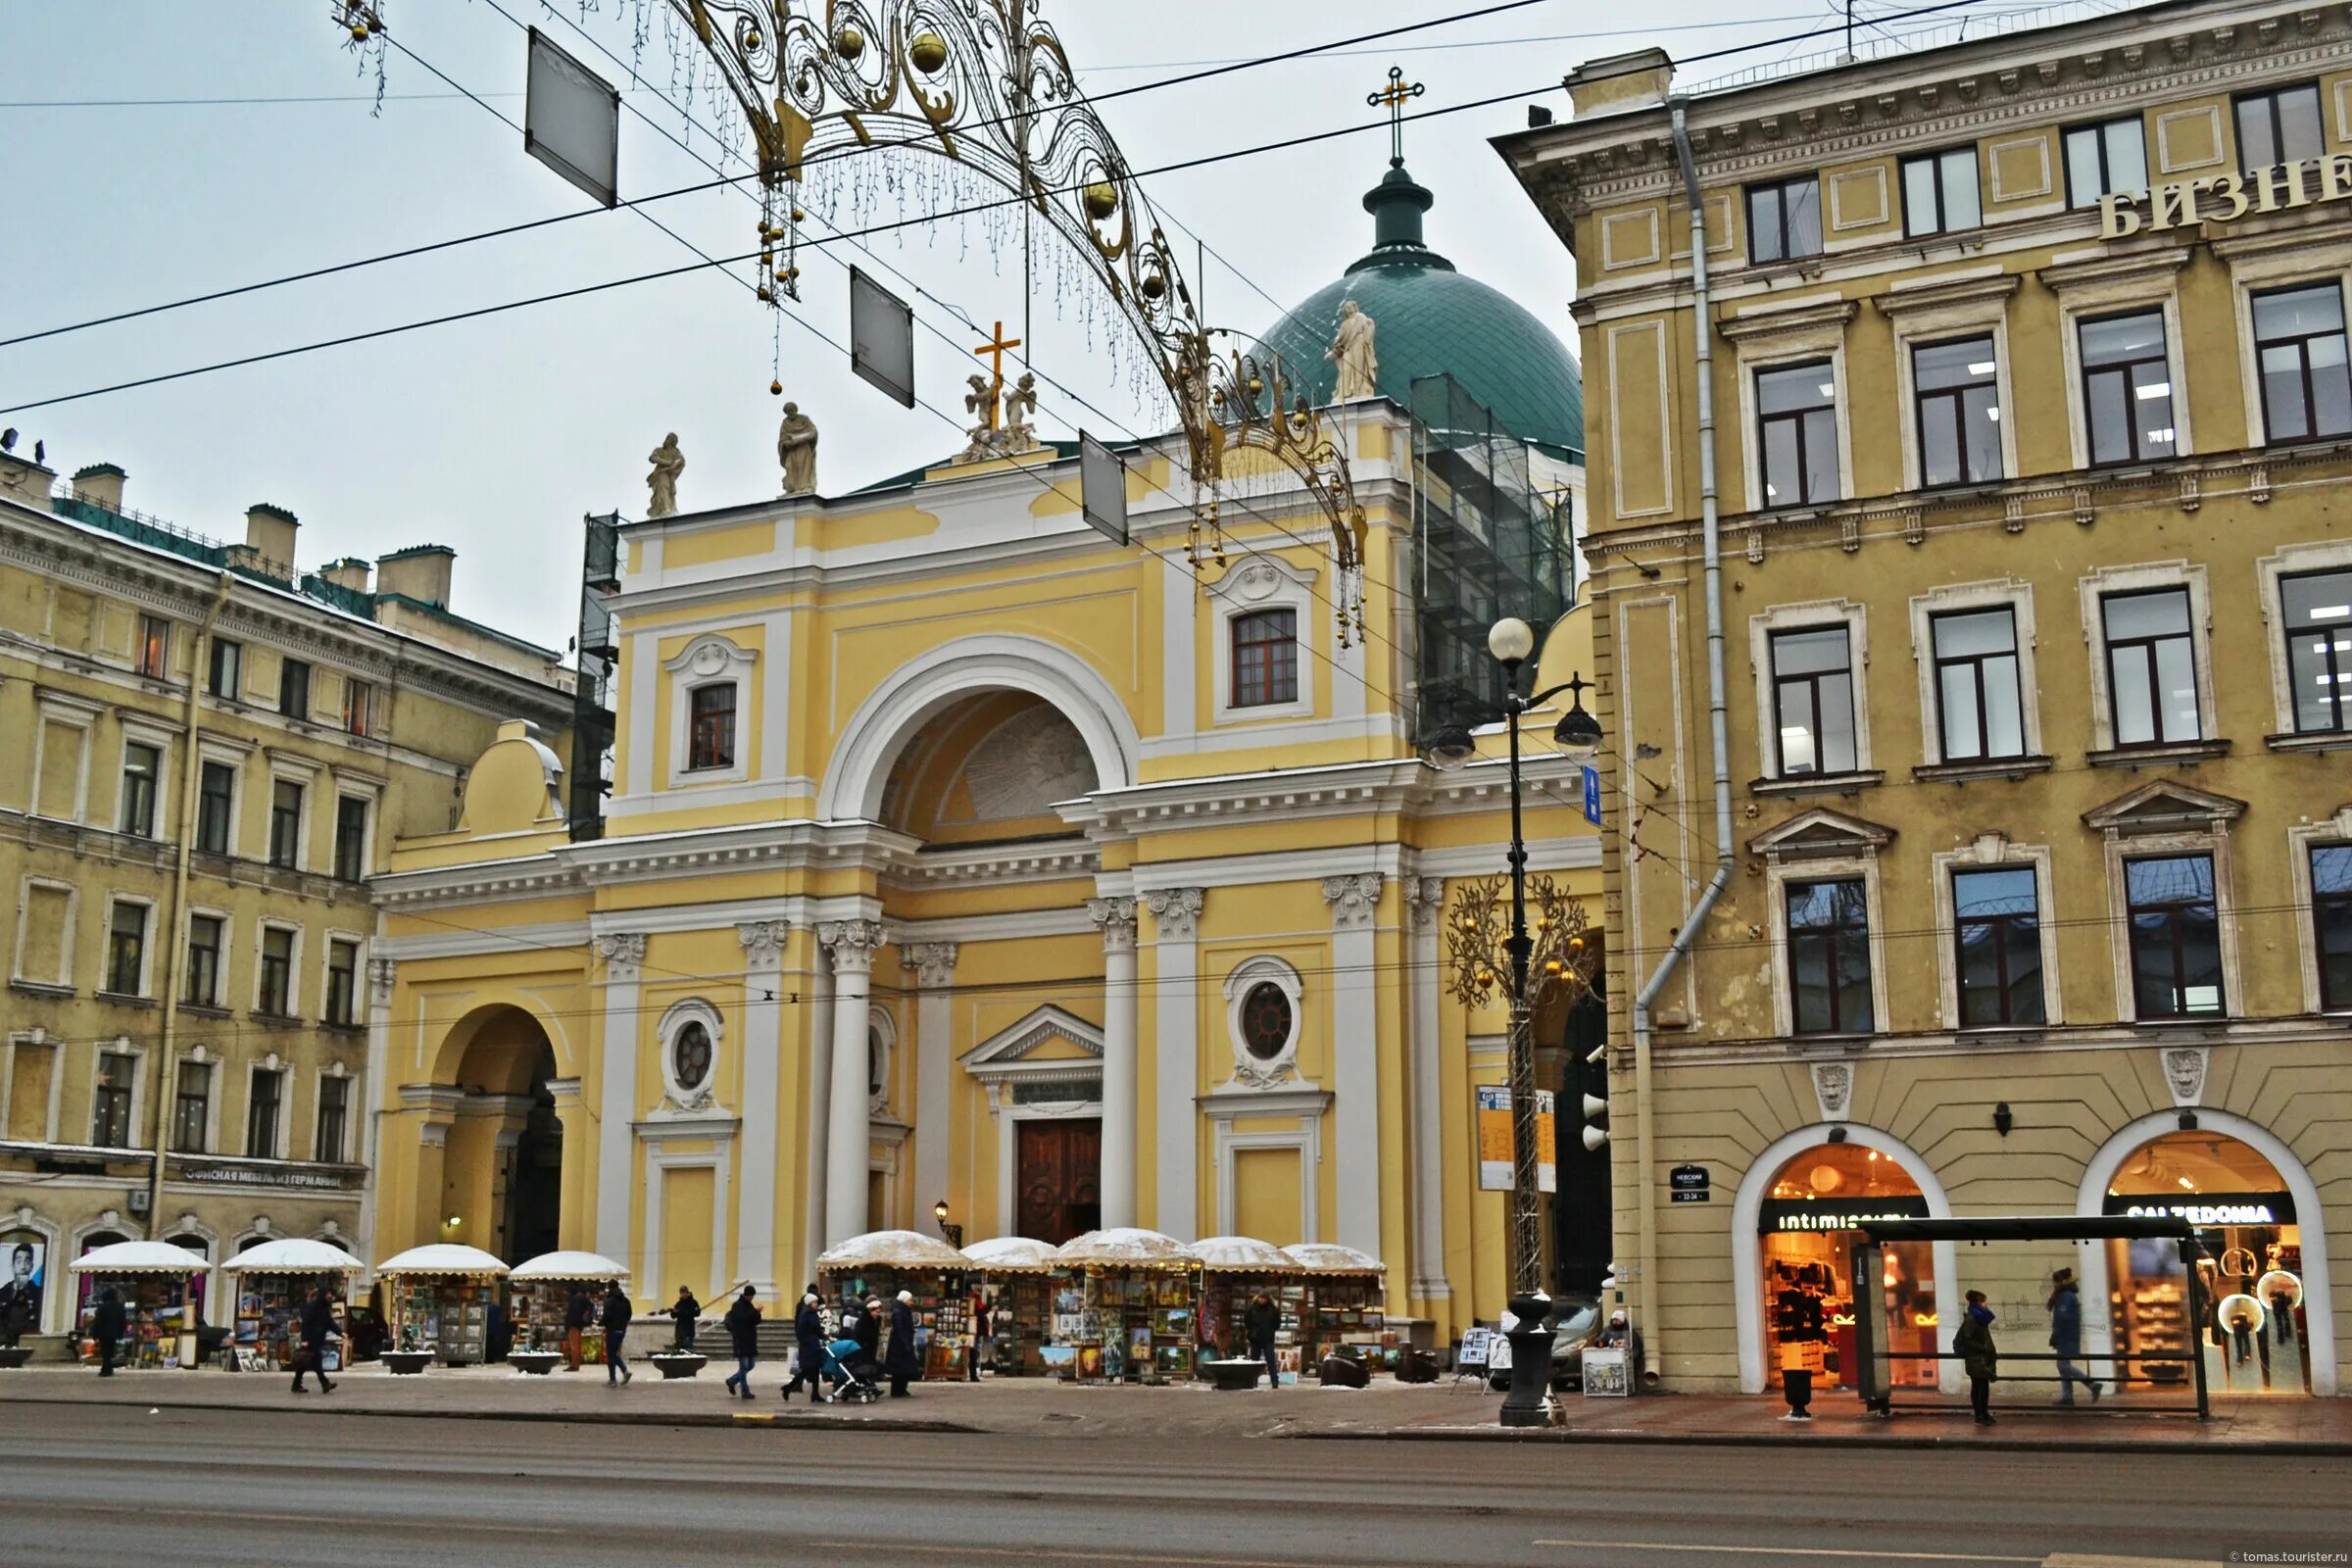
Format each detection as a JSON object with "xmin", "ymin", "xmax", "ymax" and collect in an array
[{"xmin": 1476, "ymin": 1088, "xmax": 1558, "ymax": 1192}]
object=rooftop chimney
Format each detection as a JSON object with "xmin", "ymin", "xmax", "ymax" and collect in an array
[
  {"xmin": 233, "ymin": 503, "xmax": 299, "ymax": 580},
  {"xmin": 376, "ymin": 544, "xmax": 455, "ymax": 610},
  {"xmin": 1565, "ymin": 48, "xmax": 1675, "ymax": 121},
  {"xmin": 71, "ymin": 463, "xmax": 126, "ymax": 512},
  {"xmin": 319, "ymin": 557, "xmax": 371, "ymax": 595},
  {"xmin": 1, "ymin": 449, "xmax": 58, "ymax": 509}
]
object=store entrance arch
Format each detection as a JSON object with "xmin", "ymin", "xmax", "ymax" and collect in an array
[{"xmin": 2077, "ymin": 1110, "xmax": 2333, "ymax": 1396}]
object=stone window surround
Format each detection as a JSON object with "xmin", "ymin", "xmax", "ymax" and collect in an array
[
  {"xmin": 318, "ymin": 928, "xmax": 368, "ymax": 1029},
  {"xmin": 1748, "ymin": 598, "xmax": 1876, "ymax": 784},
  {"xmin": 28, "ymin": 692, "xmax": 101, "ymax": 826},
  {"xmin": 1206, "ymin": 1089, "xmax": 1329, "ymax": 1244},
  {"xmin": 1875, "ymin": 275, "xmax": 2023, "ymax": 494},
  {"xmin": 182, "ymin": 902, "xmax": 233, "ymax": 1010},
  {"xmin": 2286, "ymin": 806, "xmax": 2352, "ymax": 1016},
  {"xmin": 2, "ymin": 1032, "xmax": 64, "ymax": 1143},
  {"xmin": 1206, "ymin": 553, "xmax": 1317, "ymax": 726},
  {"xmin": 2076, "ymin": 560, "xmax": 2220, "ymax": 753},
  {"xmin": 194, "ymin": 738, "xmax": 250, "ymax": 857},
  {"xmin": 2214, "ymin": 227, "xmax": 2352, "ymax": 450},
  {"xmin": 654, "ymin": 997, "xmax": 724, "ymax": 1110},
  {"xmin": 101, "ymin": 892, "xmax": 158, "ymax": 1000},
  {"xmin": 253, "ymin": 919, "xmax": 303, "ymax": 1018},
  {"xmin": 2044, "ymin": 248, "xmax": 2195, "ymax": 471},
  {"xmin": 12, "ymin": 875, "xmax": 78, "ymax": 989},
  {"xmin": 173, "ymin": 1044, "xmax": 222, "ymax": 1155},
  {"xmin": 329, "ymin": 778, "xmax": 382, "ymax": 879},
  {"xmin": 1721, "ymin": 299, "xmax": 1857, "ymax": 517},
  {"xmin": 2087, "ymin": 793, "xmax": 2244, "ymax": 1025},
  {"xmin": 1906, "ymin": 577, "xmax": 2046, "ymax": 767},
  {"xmin": 265, "ymin": 756, "xmax": 321, "ymax": 873},
  {"xmin": 89, "ymin": 1040, "xmax": 144, "ymax": 1150},
  {"xmin": 1928, "ymin": 833, "xmax": 2065, "ymax": 1031},
  {"xmin": 1222, "ymin": 954, "xmax": 1304, "ymax": 1086},
  {"xmin": 115, "ymin": 717, "xmax": 177, "ymax": 840},
  {"xmin": 865, "ymin": 1004, "xmax": 897, "ymax": 1116},
  {"xmin": 244, "ymin": 1053, "xmax": 291, "ymax": 1161},
  {"xmin": 663, "ymin": 633, "xmax": 757, "ymax": 788},
  {"xmin": 313, "ymin": 1061, "xmax": 355, "ymax": 1163},
  {"xmin": 2255, "ymin": 536, "xmax": 2352, "ymax": 739},
  {"xmin": 1749, "ymin": 812, "xmax": 1895, "ymax": 1043}
]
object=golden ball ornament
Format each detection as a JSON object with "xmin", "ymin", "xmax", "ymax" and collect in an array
[
  {"xmin": 833, "ymin": 24, "xmax": 864, "ymax": 59},
  {"xmin": 744, "ymin": 28, "xmax": 762, "ymax": 51},
  {"xmin": 757, "ymin": 286, "xmax": 773, "ymax": 303},
  {"xmin": 790, "ymin": 207, "xmax": 805, "ymax": 221},
  {"xmin": 908, "ymin": 32, "xmax": 949, "ymax": 73},
  {"xmin": 1140, "ymin": 273, "xmax": 1165, "ymax": 300},
  {"xmin": 1544, "ymin": 958, "xmax": 1565, "ymax": 977},
  {"xmin": 1569, "ymin": 935, "xmax": 1585, "ymax": 951},
  {"xmin": 1080, "ymin": 181, "xmax": 1119, "ymax": 220},
  {"xmin": 1476, "ymin": 968, "xmax": 1495, "ymax": 988},
  {"xmin": 351, "ymin": 23, "xmax": 369, "ymax": 40},
  {"xmin": 770, "ymin": 380, "xmax": 784, "ymax": 396}
]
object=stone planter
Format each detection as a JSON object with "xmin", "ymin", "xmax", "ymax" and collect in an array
[
  {"xmin": 381, "ymin": 1350, "xmax": 434, "ymax": 1376},
  {"xmin": 647, "ymin": 1352, "xmax": 706, "ymax": 1380},
  {"xmin": 508, "ymin": 1350, "xmax": 563, "ymax": 1376},
  {"xmin": 1201, "ymin": 1358, "xmax": 1265, "ymax": 1392},
  {"xmin": 0, "ymin": 1347, "xmax": 32, "ymax": 1370}
]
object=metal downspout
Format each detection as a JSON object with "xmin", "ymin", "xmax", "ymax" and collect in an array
[
  {"xmin": 1627, "ymin": 102, "xmax": 1738, "ymax": 1379},
  {"xmin": 146, "ymin": 572, "xmax": 236, "ymax": 1234}
]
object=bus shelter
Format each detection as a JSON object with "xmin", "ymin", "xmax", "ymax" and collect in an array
[{"xmin": 1850, "ymin": 1215, "xmax": 2208, "ymax": 1420}]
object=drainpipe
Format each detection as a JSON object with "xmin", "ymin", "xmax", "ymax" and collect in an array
[
  {"xmin": 1626, "ymin": 102, "xmax": 1738, "ymax": 1380},
  {"xmin": 146, "ymin": 572, "xmax": 235, "ymax": 1251}
]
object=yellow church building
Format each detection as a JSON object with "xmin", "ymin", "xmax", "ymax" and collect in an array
[{"xmin": 363, "ymin": 154, "xmax": 1594, "ymax": 1338}]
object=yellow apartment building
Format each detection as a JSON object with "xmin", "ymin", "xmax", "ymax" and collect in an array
[
  {"xmin": 0, "ymin": 452, "xmax": 573, "ymax": 1343},
  {"xmin": 1498, "ymin": 0, "xmax": 2352, "ymax": 1397}
]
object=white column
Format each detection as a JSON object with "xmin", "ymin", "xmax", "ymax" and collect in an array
[
  {"xmin": 1144, "ymin": 887, "xmax": 1203, "ymax": 1240},
  {"xmin": 801, "ymin": 953, "xmax": 834, "ymax": 1288},
  {"xmin": 1088, "ymin": 898, "xmax": 1139, "ymax": 1230},
  {"xmin": 591, "ymin": 932, "xmax": 646, "ymax": 1268},
  {"xmin": 1404, "ymin": 876, "xmax": 1450, "ymax": 1302},
  {"xmin": 818, "ymin": 920, "xmax": 881, "ymax": 1248},
  {"xmin": 735, "ymin": 919, "xmax": 790, "ymax": 1299},
  {"xmin": 356, "ymin": 956, "xmax": 396, "ymax": 1272},
  {"xmin": 904, "ymin": 942, "xmax": 958, "ymax": 1227},
  {"xmin": 1323, "ymin": 873, "xmax": 1384, "ymax": 1259}
]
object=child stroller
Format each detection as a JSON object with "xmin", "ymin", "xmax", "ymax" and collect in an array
[{"xmin": 823, "ymin": 1336, "xmax": 881, "ymax": 1404}]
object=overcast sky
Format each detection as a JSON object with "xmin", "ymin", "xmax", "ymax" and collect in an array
[{"xmin": 1, "ymin": 1, "xmax": 2099, "ymax": 652}]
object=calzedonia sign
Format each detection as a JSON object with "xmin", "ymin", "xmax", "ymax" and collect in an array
[
  {"xmin": 2100, "ymin": 155, "xmax": 2352, "ymax": 239},
  {"xmin": 2101, "ymin": 1191, "xmax": 2295, "ymax": 1227}
]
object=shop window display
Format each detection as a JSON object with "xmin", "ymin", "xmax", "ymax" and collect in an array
[
  {"xmin": 1756, "ymin": 1143, "xmax": 1936, "ymax": 1391},
  {"xmin": 2103, "ymin": 1130, "xmax": 2310, "ymax": 1396}
]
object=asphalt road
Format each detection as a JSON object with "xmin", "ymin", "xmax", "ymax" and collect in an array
[{"xmin": 0, "ymin": 1405, "xmax": 2345, "ymax": 1567}]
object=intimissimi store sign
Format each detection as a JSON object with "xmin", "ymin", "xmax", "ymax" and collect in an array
[
  {"xmin": 1756, "ymin": 1197, "xmax": 1931, "ymax": 1235},
  {"xmin": 2100, "ymin": 155, "xmax": 2352, "ymax": 239}
]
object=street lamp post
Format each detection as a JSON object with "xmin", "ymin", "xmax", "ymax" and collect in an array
[
  {"xmin": 933, "ymin": 1199, "xmax": 963, "ymax": 1250},
  {"xmin": 1424, "ymin": 615, "xmax": 1602, "ymax": 1428}
]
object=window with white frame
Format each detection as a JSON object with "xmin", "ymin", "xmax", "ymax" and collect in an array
[
  {"xmin": 2079, "ymin": 310, "xmax": 2178, "ymax": 466},
  {"xmin": 1951, "ymin": 865, "xmax": 2047, "ymax": 1027},
  {"xmin": 2063, "ymin": 117, "xmax": 2147, "ymax": 209},
  {"xmin": 1750, "ymin": 808, "xmax": 1893, "ymax": 1041},
  {"xmin": 2233, "ymin": 82, "xmax": 2324, "ymax": 174},
  {"xmin": 103, "ymin": 901, "xmax": 150, "ymax": 998},
  {"xmin": 135, "ymin": 614, "xmax": 172, "ymax": 680},
  {"xmin": 1767, "ymin": 625, "xmax": 1858, "ymax": 778},
  {"xmin": 316, "ymin": 1072, "xmax": 352, "ymax": 1163},
  {"xmin": 1230, "ymin": 609, "xmax": 1298, "ymax": 710},
  {"xmin": 323, "ymin": 938, "xmax": 360, "ymax": 1027},
  {"xmin": 1901, "ymin": 146, "xmax": 1982, "ymax": 238},
  {"xmin": 207, "ymin": 637, "xmax": 241, "ymax": 700},
  {"xmin": 1222, "ymin": 955, "xmax": 1304, "ymax": 1083},
  {"xmin": 2251, "ymin": 284, "xmax": 2352, "ymax": 446},
  {"xmin": 118, "ymin": 742, "xmax": 161, "ymax": 838},
  {"xmin": 91, "ymin": 1051, "xmax": 136, "ymax": 1147},
  {"xmin": 866, "ymin": 1008, "xmax": 894, "ymax": 1112},
  {"xmin": 1208, "ymin": 554, "xmax": 1317, "ymax": 725},
  {"xmin": 2085, "ymin": 781, "xmax": 2243, "ymax": 1025},
  {"xmin": 1930, "ymin": 607, "xmax": 2027, "ymax": 761},
  {"xmin": 656, "ymin": 999, "xmax": 724, "ymax": 1109},
  {"xmin": 1755, "ymin": 361, "xmax": 1841, "ymax": 509},
  {"xmin": 171, "ymin": 1059, "xmax": 212, "ymax": 1152},
  {"xmin": 662, "ymin": 635, "xmax": 756, "ymax": 786},
  {"xmin": 256, "ymin": 925, "xmax": 297, "ymax": 1017},
  {"xmin": 1912, "ymin": 337, "xmax": 2003, "ymax": 488},
  {"xmin": 2100, "ymin": 587, "xmax": 2202, "ymax": 747},
  {"xmin": 268, "ymin": 777, "xmax": 305, "ymax": 869},
  {"xmin": 1746, "ymin": 174, "xmax": 1822, "ymax": 264},
  {"xmin": 184, "ymin": 914, "xmax": 225, "ymax": 1008},
  {"xmin": 196, "ymin": 760, "xmax": 236, "ymax": 855},
  {"xmin": 246, "ymin": 1066, "xmax": 285, "ymax": 1159},
  {"xmin": 2311, "ymin": 842, "xmax": 2352, "ymax": 1013},
  {"xmin": 332, "ymin": 794, "xmax": 369, "ymax": 881},
  {"xmin": 2258, "ymin": 541, "xmax": 2352, "ymax": 739},
  {"xmin": 687, "ymin": 684, "xmax": 736, "ymax": 771}
]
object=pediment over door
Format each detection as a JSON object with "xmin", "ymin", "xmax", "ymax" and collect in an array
[{"xmin": 960, "ymin": 1004, "xmax": 1102, "ymax": 1112}]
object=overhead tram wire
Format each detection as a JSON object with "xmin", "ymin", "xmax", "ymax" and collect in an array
[
  {"xmin": 0, "ymin": 0, "xmax": 1558, "ymax": 354},
  {"xmin": 0, "ymin": 0, "xmax": 2006, "ymax": 360}
]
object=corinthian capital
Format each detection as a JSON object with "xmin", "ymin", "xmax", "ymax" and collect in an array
[
  {"xmin": 1404, "ymin": 875, "xmax": 1446, "ymax": 931},
  {"xmin": 817, "ymin": 919, "xmax": 883, "ymax": 973},
  {"xmin": 1086, "ymin": 896, "xmax": 1138, "ymax": 954},
  {"xmin": 592, "ymin": 932, "xmax": 647, "ymax": 978},
  {"xmin": 902, "ymin": 941, "xmax": 959, "ymax": 990},
  {"xmin": 1321, "ymin": 872, "xmax": 1385, "ymax": 930},
  {"xmin": 737, "ymin": 919, "xmax": 791, "ymax": 970},
  {"xmin": 367, "ymin": 956, "xmax": 398, "ymax": 1006},
  {"xmin": 1143, "ymin": 886, "xmax": 1204, "ymax": 942}
]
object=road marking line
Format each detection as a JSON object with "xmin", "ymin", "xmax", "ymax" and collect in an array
[
  {"xmin": 810, "ymin": 1541, "xmax": 1299, "ymax": 1567},
  {"xmin": 1530, "ymin": 1543, "xmax": 2036, "ymax": 1563},
  {"xmin": 2041, "ymin": 1557, "xmax": 2221, "ymax": 1567}
]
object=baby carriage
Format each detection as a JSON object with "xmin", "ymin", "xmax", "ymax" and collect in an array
[{"xmin": 823, "ymin": 1336, "xmax": 881, "ymax": 1404}]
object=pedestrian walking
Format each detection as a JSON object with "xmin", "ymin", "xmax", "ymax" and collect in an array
[
  {"xmin": 1244, "ymin": 1291, "xmax": 1282, "ymax": 1391},
  {"xmin": 564, "ymin": 1284, "xmax": 593, "ymax": 1372},
  {"xmin": 849, "ymin": 1288, "xmax": 881, "ymax": 1364},
  {"xmin": 291, "ymin": 1287, "xmax": 338, "ymax": 1394},
  {"xmin": 90, "ymin": 1287, "xmax": 126, "ymax": 1376},
  {"xmin": 968, "ymin": 1286, "xmax": 990, "ymax": 1382},
  {"xmin": 668, "ymin": 1286, "xmax": 703, "ymax": 1352},
  {"xmin": 2047, "ymin": 1268, "xmax": 2100, "ymax": 1406},
  {"xmin": 780, "ymin": 1292, "xmax": 828, "ymax": 1402},
  {"xmin": 600, "ymin": 1280, "xmax": 634, "ymax": 1385},
  {"xmin": 884, "ymin": 1289, "xmax": 921, "ymax": 1398},
  {"xmin": 1955, "ymin": 1289, "xmax": 1998, "ymax": 1426},
  {"xmin": 722, "ymin": 1286, "xmax": 760, "ymax": 1398}
]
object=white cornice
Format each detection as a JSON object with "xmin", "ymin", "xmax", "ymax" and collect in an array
[{"xmin": 369, "ymin": 920, "xmax": 592, "ymax": 961}]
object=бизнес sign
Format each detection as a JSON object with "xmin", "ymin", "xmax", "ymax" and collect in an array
[{"xmin": 2101, "ymin": 155, "xmax": 2352, "ymax": 238}]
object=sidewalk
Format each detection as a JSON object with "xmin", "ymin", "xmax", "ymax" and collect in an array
[{"xmin": 2, "ymin": 1362, "xmax": 2345, "ymax": 1451}]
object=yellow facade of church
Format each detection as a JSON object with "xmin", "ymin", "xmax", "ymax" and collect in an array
[{"xmin": 365, "ymin": 409, "xmax": 1595, "ymax": 1337}]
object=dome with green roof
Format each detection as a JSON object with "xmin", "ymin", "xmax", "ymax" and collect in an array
[{"xmin": 1260, "ymin": 160, "xmax": 1584, "ymax": 457}]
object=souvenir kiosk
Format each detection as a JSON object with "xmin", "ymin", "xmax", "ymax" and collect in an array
[
  {"xmin": 1192, "ymin": 1236, "xmax": 1300, "ymax": 1381},
  {"xmin": 218, "ymin": 1238, "xmax": 365, "ymax": 1374},
  {"xmin": 960, "ymin": 1236, "xmax": 1058, "ymax": 1376},
  {"xmin": 509, "ymin": 1250, "xmax": 628, "ymax": 1366},
  {"xmin": 815, "ymin": 1230, "xmax": 974, "ymax": 1381},
  {"xmin": 1284, "ymin": 1244, "xmax": 1391, "ymax": 1372},
  {"xmin": 67, "ymin": 1241, "xmax": 213, "ymax": 1370},
  {"xmin": 375, "ymin": 1245, "xmax": 509, "ymax": 1368},
  {"xmin": 1050, "ymin": 1229, "xmax": 1202, "ymax": 1384}
]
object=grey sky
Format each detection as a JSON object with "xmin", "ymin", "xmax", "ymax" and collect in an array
[{"xmin": 3, "ymin": 1, "xmax": 2049, "ymax": 652}]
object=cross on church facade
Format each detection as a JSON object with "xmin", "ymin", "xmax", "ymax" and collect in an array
[
  {"xmin": 1368, "ymin": 65, "xmax": 1424, "ymax": 167},
  {"xmin": 973, "ymin": 319, "xmax": 1022, "ymax": 429}
]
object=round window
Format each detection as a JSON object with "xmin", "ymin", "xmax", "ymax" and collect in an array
[
  {"xmin": 1240, "ymin": 981, "xmax": 1293, "ymax": 1061},
  {"xmin": 671, "ymin": 1021, "xmax": 712, "ymax": 1093}
]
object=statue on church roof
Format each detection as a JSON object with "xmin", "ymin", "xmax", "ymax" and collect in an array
[
  {"xmin": 1329, "ymin": 299, "xmax": 1379, "ymax": 401},
  {"xmin": 777, "ymin": 402, "xmax": 818, "ymax": 495},
  {"xmin": 962, "ymin": 372, "xmax": 1000, "ymax": 448},
  {"xmin": 646, "ymin": 432, "xmax": 684, "ymax": 518},
  {"xmin": 1004, "ymin": 371, "xmax": 1040, "ymax": 451}
]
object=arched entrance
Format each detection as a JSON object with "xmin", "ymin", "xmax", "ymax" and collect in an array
[
  {"xmin": 1732, "ymin": 1125, "xmax": 1959, "ymax": 1394},
  {"xmin": 438, "ymin": 1005, "xmax": 563, "ymax": 1263},
  {"xmin": 2080, "ymin": 1112, "xmax": 2332, "ymax": 1396}
]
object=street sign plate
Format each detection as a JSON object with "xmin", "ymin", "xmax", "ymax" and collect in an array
[{"xmin": 1582, "ymin": 764, "xmax": 1601, "ymax": 825}]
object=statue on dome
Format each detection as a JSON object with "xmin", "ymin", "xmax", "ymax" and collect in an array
[
  {"xmin": 1329, "ymin": 299, "xmax": 1379, "ymax": 400},
  {"xmin": 777, "ymin": 402, "xmax": 819, "ymax": 495},
  {"xmin": 646, "ymin": 432, "xmax": 684, "ymax": 517}
]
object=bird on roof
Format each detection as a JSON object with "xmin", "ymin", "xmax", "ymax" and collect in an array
[{"xmin": 0, "ymin": 428, "xmax": 15, "ymax": 452}]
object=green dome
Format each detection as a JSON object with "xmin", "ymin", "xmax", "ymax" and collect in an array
[{"xmin": 1261, "ymin": 163, "xmax": 1584, "ymax": 457}]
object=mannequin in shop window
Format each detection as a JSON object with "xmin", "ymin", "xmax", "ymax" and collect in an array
[{"xmin": 1774, "ymin": 1261, "xmax": 1827, "ymax": 1421}]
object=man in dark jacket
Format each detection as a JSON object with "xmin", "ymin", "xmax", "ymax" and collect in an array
[
  {"xmin": 292, "ymin": 1288, "xmax": 338, "ymax": 1394},
  {"xmin": 668, "ymin": 1286, "xmax": 703, "ymax": 1352},
  {"xmin": 2047, "ymin": 1268, "xmax": 2099, "ymax": 1406},
  {"xmin": 722, "ymin": 1286, "xmax": 760, "ymax": 1398},
  {"xmin": 781, "ymin": 1293, "xmax": 828, "ymax": 1402},
  {"xmin": 600, "ymin": 1281, "xmax": 633, "ymax": 1385},
  {"xmin": 90, "ymin": 1288, "xmax": 127, "ymax": 1376},
  {"xmin": 1243, "ymin": 1292, "xmax": 1282, "ymax": 1391},
  {"xmin": 849, "ymin": 1289, "xmax": 881, "ymax": 1363},
  {"xmin": 884, "ymin": 1289, "xmax": 921, "ymax": 1398},
  {"xmin": 1955, "ymin": 1289, "xmax": 1998, "ymax": 1426},
  {"xmin": 564, "ymin": 1285, "xmax": 592, "ymax": 1372}
]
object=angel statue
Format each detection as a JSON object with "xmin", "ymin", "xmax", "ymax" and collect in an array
[
  {"xmin": 646, "ymin": 432, "xmax": 684, "ymax": 518},
  {"xmin": 1004, "ymin": 371, "xmax": 1041, "ymax": 451}
]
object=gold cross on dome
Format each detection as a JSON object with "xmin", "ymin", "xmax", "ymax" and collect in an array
[
  {"xmin": 973, "ymin": 318, "xmax": 1022, "ymax": 429},
  {"xmin": 1367, "ymin": 65, "xmax": 1424, "ymax": 167}
]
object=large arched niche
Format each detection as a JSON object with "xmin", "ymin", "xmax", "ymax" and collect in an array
[
  {"xmin": 881, "ymin": 691, "xmax": 1098, "ymax": 845},
  {"xmin": 817, "ymin": 635, "xmax": 1138, "ymax": 823}
]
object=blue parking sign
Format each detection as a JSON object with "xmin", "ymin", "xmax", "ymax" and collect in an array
[{"xmin": 1581, "ymin": 764, "xmax": 1601, "ymax": 825}]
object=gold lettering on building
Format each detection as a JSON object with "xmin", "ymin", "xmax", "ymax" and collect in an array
[
  {"xmin": 2099, "ymin": 191, "xmax": 2142, "ymax": 239},
  {"xmin": 2104, "ymin": 158, "xmax": 2352, "ymax": 240},
  {"xmin": 2149, "ymin": 178, "xmax": 2204, "ymax": 231},
  {"xmin": 2251, "ymin": 160, "xmax": 2309, "ymax": 213}
]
